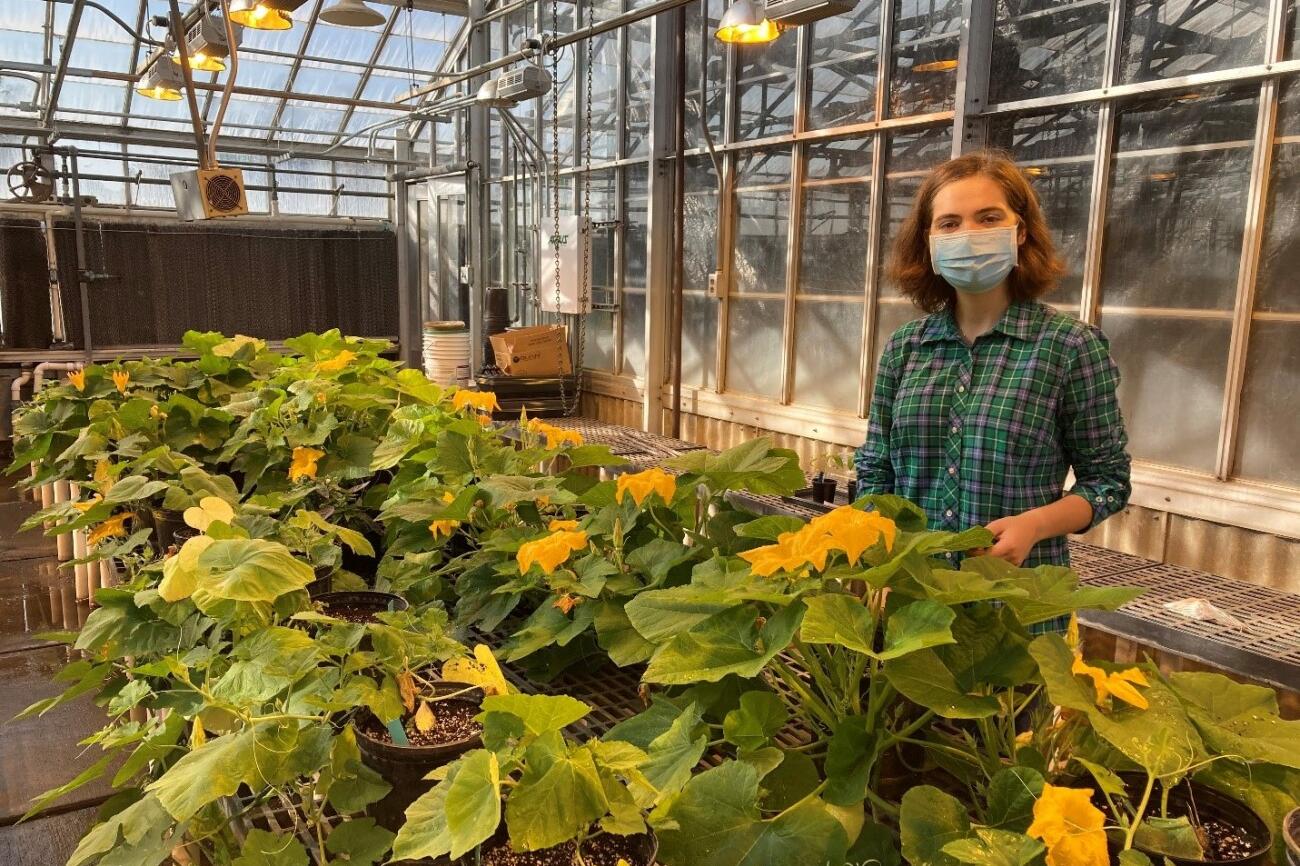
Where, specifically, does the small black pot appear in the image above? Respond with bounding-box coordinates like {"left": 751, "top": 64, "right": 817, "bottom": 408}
{"left": 356, "top": 681, "right": 485, "bottom": 832}
{"left": 813, "top": 477, "right": 838, "bottom": 504}
{"left": 314, "top": 590, "right": 408, "bottom": 623}
{"left": 340, "top": 527, "right": 385, "bottom": 582}
{"left": 1109, "top": 773, "right": 1272, "bottom": 866}
{"left": 1283, "top": 807, "right": 1299, "bottom": 866}
{"left": 305, "top": 565, "right": 335, "bottom": 597}
{"left": 147, "top": 508, "right": 198, "bottom": 554}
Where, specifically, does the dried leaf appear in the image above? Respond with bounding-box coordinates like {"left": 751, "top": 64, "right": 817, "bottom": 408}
{"left": 414, "top": 701, "right": 437, "bottom": 733}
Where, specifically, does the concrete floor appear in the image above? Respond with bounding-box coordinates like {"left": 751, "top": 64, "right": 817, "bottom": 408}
{"left": 0, "top": 482, "right": 112, "bottom": 865}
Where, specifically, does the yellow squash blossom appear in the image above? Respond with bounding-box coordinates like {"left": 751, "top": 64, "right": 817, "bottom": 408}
{"left": 1026, "top": 785, "right": 1108, "bottom": 866}
{"left": 548, "top": 518, "right": 579, "bottom": 531}
{"left": 88, "top": 512, "right": 133, "bottom": 545}
{"left": 615, "top": 467, "right": 677, "bottom": 507}
{"left": 72, "top": 495, "right": 103, "bottom": 513}
{"left": 517, "top": 529, "right": 588, "bottom": 575}
{"left": 111, "top": 370, "right": 129, "bottom": 394}
{"left": 739, "top": 525, "right": 835, "bottom": 577}
{"left": 526, "top": 417, "right": 583, "bottom": 448}
{"left": 288, "top": 447, "right": 325, "bottom": 482}
{"left": 315, "top": 350, "right": 356, "bottom": 373}
{"left": 1066, "top": 613, "right": 1081, "bottom": 652}
{"left": 807, "top": 506, "right": 897, "bottom": 563}
{"left": 68, "top": 370, "right": 86, "bottom": 392}
{"left": 553, "top": 593, "right": 581, "bottom": 615}
{"left": 1071, "top": 656, "right": 1150, "bottom": 710}
{"left": 442, "top": 644, "right": 510, "bottom": 696}
{"left": 452, "top": 389, "right": 500, "bottom": 413}
{"left": 429, "top": 491, "right": 459, "bottom": 539}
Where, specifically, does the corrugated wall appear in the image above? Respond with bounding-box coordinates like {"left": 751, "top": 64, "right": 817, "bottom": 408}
{"left": 581, "top": 394, "right": 1300, "bottom": 594}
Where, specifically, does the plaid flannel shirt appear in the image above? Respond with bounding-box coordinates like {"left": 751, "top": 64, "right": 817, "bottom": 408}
{"left": 854, "top": 301, "right": 1131, "bottom": 634}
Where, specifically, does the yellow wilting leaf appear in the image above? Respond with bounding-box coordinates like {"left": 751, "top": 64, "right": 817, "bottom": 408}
{"left": 548, "top": 519, "right": 579, "bottom": 531}
{"left": 315, "top": 350, "right": 357, "bottom": 374}
{"left": 88, "top": 512, "right": 133, "bottom": 545}
{"left": 398, "top": 671, "right": 418, "bottom": 713}
{"left": 68, "top": 370, "right": 86, "bottom": 392}
{"left": 111, "top": 370, "right": 130, "bottom": 394}
{"left": 1071, "top": 656, "right": 1150, "bottom": 711}
{"left": 1066, "top": 613, "right": 1081, "bottom": 652}
{"left": 183, "top": 496, "right": 236, "bottom": 532}
{"left": 289, "top": 447, "right": 325, "bottom": 483}
{"left": 517, "top": 529, "right": 589, "bottom": 575}
{"left": 414, "top": 701, "right": 437, "bottom": 734}
{"left": 617, "top": 860, "right": 632, "bottom": 866}
{"left": 1026, "top": 784, "right": 1108, "bottom": 866}
{"left": 158, "top": 536, "right": 214, "bottom": 602}
{"left": 441, "top": 644, "right": 510, "bottom": 696}
{"left": 614, "top": 467, "right": 677, "bottom": 507}
{"left": 191, "top": 719, "right": 206, "bottom": 748}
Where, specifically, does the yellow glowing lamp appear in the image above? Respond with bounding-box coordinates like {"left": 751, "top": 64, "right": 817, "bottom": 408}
{"left": 229, "top": 0, "right": 296, "bottom": 30}
{"left": 715, "top": 0, "right": 782, "bottom": 44}
{"left": 135, "top": 57, "right": 186, "bottom": 101}
{"left": 174, "top": 50, "right": 228, "bottom": 72}
{"left": 138, "top": 84, "right": 183, "bottom": 100}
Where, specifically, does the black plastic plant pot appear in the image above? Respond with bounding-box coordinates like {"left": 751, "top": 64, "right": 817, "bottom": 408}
{"left": 340, "top": 527, "right": 385, "bottom": 582}
{"left": 1109, "top": 773, "right": 1273, "bottom": 866}
{"left": 147, "top": 508, "right": 198, "bottom": 554}
{"left": 306, "top": 565, "right": 335, "bottom": 597}
{"left": 356, "top": 681, "right": 486, "bottom": 832}
{"left": 1284, "top": 807, "right": 1300, "bottom": 866}
{"left": 314, "top": 590, "right": 408, "bottom": 624}
{"left": 448, "top": 828, "right": 658, "bottom": 866}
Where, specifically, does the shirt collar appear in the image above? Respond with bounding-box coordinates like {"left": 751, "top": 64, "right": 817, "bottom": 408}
{"left": 919, "top": 301, "right": 1042, "bottom": 345}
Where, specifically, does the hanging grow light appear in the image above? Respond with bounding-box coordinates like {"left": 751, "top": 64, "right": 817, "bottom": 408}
{"left": 320, "top": 0, "right": 386, "bottom": 27}
{"left": 229, "top": 0, "right": 305, "bottom": 30}
{"left": 716, "top": 0, "right": 782, "bottom": 44}
{"left": 173, "top": 15, "right": 242, "bottom": 72}
{"left": 135, "top": 57, "right": 185, "bottom": 101}
{"left": 765, "top": 0, "right": 858, "bottom": 29}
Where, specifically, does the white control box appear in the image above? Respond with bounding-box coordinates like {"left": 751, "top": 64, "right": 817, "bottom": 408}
{"left": 538, "top": 214, "right": 593, "bottom": 315}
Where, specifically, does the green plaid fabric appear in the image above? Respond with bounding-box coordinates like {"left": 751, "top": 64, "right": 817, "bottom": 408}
{"left": 854, "top": 301, "right": 1131, "bottom": 635}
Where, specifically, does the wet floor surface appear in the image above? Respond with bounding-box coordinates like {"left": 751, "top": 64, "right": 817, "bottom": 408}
{"left": 0, "top": 487, "right": 109, "bottom": 864}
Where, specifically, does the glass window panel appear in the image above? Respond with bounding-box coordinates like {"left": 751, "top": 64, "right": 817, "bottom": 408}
{"left": 1099, "top": 87, "right": 1257, "bottom": 472}
{"left": 625, "top": 19, "right": 653, "bottom": 157}
{"left": 378, "top": 35, "right": 448, "bottom": 70}
{"left": 291, "top": 65, "right": 363, "bottom": 99}
{"left": 590, "top": 30, "right": 619, "bottom": 161}
{"left": 684, "top": 0, "right": 726, "bottom": 149}
{"left": 889, "top": 0, "right": 962, "bottom": 117}
{"left": 736, "top": 25, "right": 799, "bottom": 138}
{"left": 793, "top": 300, "right": 863, "bottom": 409}
{"left": 726, "top": 296, "right": 784, "bottom": 397}
{"left": 584, "top": 310, "right": 616, "bottom": 371}
{"left": 67, "top": 38, "right": 131, "bottom": 75}
{"left": 543, "top": 6, "right": 579, "bottom": 167}
{"left": 808, "top": 2, "right": 880, "bottom": 129}
{"left": 589, "top": 168, "right": 617, "bottom": 291}
{"left": 733, "top": 148, "right": 792, "bottom": 295}
{"left": 1234, "top": 322, "right": 1300, "bottom": 485}
{"left": 362, "top": 74, "right": 414, "bottom": 102}
{"left": 683, "top": 156, "right": 720, "bottom": 388}
{"left": 991, "top": 0, "right": 1109, "bottom": 103}
{"left": 1291, "top": 0, "right": 1300, "bottom": 57}
{"left": 1258, "top": 78, "right": 1300, "bottom": 311}
{"left": 682, "top": 291, "right": 718, "bottom": 388}
{"left": 1121, "top": 0, "right": 1268, "bottom": 83}
{"left": 989, "top": 105, "right": 1098, "bottom": 311}
{"left": 621, "top": 290, "right": 646, "bottom": 377}
{"left": 622, "top": 164, "right": 649, "bottom": 376}
{"left": 307, "top": 21, "right": 386, "bottom": 64}
{"left": 801, "top": 139, "right": 872, "bottom": 296}
{"left": 229, "top": 60, "right": 292, "bottom": 93}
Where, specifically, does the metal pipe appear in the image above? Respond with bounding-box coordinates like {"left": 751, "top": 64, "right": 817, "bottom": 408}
{"left": 10, "top": 370, "right": 32, "bottom": 403}
{"left": 168, "top": 0, "right": 212, "bottom": 169}
{"left": 66, "top": 152, "right": 94, "bottom": 363}
{"left": 42, "top": 0, "right": 87, "bottom": 126}
{"left": 49, "top": 0, "right": 165, "bottom": 46}
{"left": 390, "top": 160, "right": 477, "bottom": 182}
{"left": 32, "top": 361, "right": 82, "bottom": 392}
{"left": 670, "top": 5, "right": 685, "bottom": 439}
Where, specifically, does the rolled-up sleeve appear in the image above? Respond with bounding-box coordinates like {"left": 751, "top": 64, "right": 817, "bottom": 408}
{"left": 855, "top": 335, "right": 902, "bottom": 494}
{"left": 1062, "top": 327, "right": 1132, "bottom": 530}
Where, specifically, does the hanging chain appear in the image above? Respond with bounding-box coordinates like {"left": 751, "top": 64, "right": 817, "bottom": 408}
{"left": 550, "top": 0, "right": 567, "bottom": 413}
{"left": 568, "top": 0, "right": 594, "bottom": 417}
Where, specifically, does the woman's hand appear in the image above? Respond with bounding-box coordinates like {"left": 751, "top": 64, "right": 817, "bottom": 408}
{"left": 983, "top": 513, "right": 1044, "bottom": 566}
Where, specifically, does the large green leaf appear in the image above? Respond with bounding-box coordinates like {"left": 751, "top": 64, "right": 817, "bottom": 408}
{"left": 1030, "top": 635, "right": 1205, "bottom": 777}
{"left": 1167, "top": 671, "right": 1300, "bottom": 769}
{"left": 723, "top": 691, "right": 788, "bottom": 752}
{"left": 937, "top": 604, "right": 1036, "bottom": 691}
{"left": 1194, "top": 759, "right": 1300, "bottom": 866}
{"left": 911, "top": 563, "right": 1030, "bottom": 606}
{"left": 1133, "top": 816, "right": 1204, "bottom": 860}
{"left": 232, "top": 830, "right": 309, "bottom": 866}
{"left": 643, "top": 702, "right": 708, "bottom": 797}
{"left": 800, "top": 593, "right": 874, "bottom": 655}
{"left": 593, "top": 600, "right": 656, "bottom": 667}
{"left": 883, "top": 649, "right": 999, "bottom": 719}
{"left": 195, "top": 538, "right": 315, "bottom": 602}
{"left": 858, "top": 528, "right": 995, "bottom": 589}
{"left": 663, "top": 438, "right": 806, "bottom": 495}
{"left": 942, "top": 828, "right": 1043, "bottom": 866}
{"left": 444, "top": 750, "right": 502, "bottom": 858}
{"left": 147, "top": 726, "right": 260, "bottom": 820}
{"left": 824, "top": 715, "right": 877, "bottom": 806}
{"left": 900, "top": 785, "right": 971, "bottom": 866}
{"left": 625, "top": 576, "right": 789, "bottom": 644}
{"left": 878, "top": 599, "right": 957, "bottom": 660}
{"left": 506, "top": 738, "right": 609, "bottom": 850}
{"left": 480, "top": 693, "right": 591, "bottom": 737}
{"left": 319, "top": 727, "right": 390, "bottom": 814}
{"left": 652, "top": 761, "right": 849, "bottom": 866}
{"left": 983, "top": 766, "right": 1044, "bottom": 832}
{"left": 324, "top": 819, "right": 394, "bottom": 866}
{"left": 643, "top": 600, "right": 805, "bottom": 685}
{"left": 103, "top": 475, "right": 170, "bottom": 504}
{"left": 965, "top": 560, "right": 1142, "bottom": 626}
{"left": 67, "top": 793, "right": 174, "bottom": 866}
{"left": 390, "top": 759, "right": 459, "bottom": 861}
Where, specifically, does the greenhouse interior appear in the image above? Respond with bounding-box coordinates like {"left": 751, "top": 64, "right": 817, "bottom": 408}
{"left": 0, "top": 0, "right": 1298, "bottom": 864}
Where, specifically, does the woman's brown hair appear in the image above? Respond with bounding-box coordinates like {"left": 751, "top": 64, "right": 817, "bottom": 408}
{"left": 886, "top": 149, "right": 1065, "bottom": 313}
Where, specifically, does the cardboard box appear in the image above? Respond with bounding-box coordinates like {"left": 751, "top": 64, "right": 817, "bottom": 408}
{"left": 489, "top": 325, "right": 572, "bottom": 376}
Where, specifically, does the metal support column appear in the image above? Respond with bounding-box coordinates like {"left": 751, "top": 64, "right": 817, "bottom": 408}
{"left": 952, "top": 0, "right": 995, "bottom": 155}
{"left": 644, "top": 4, "right": 682, "bottom": 433}
{"left": 467, "top": 0, "right": 490, "bottom": 373}
{"left": 394, "top": 131, "right": 422, "bottom": 369}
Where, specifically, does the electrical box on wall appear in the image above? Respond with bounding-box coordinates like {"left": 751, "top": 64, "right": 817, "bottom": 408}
{"left": 538, "top": 214, "right": 594, "bottom": 315}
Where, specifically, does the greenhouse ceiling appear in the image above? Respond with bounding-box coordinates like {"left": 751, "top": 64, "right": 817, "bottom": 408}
{"left": 0, "top": 0, "right": 469, "bottom": 162}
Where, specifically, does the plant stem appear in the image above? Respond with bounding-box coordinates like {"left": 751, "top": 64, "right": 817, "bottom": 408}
{"left": 1124, "top": 771, "right": 1157, "bottom": 851}
{"left": 771, "top": 658, "right": 839, "bottom": 731}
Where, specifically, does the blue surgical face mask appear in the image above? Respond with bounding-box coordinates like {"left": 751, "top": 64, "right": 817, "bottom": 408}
{"left": 928, "top": 224, "right": 1019, "bottom": 294}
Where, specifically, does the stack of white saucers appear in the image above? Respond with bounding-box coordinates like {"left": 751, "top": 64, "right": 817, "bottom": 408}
{"left": 423, "top": 321, "right": 471, "bottom": 386}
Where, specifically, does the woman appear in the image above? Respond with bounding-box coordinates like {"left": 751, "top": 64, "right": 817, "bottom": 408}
{"left": 854, "top": 151, "right": 1131, "bottom": 631}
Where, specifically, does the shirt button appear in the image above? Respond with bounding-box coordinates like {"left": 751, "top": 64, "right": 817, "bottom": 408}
{"left": 950, "top": 425, "right": 959, "bottom": 434}
{"left": 957, "top": 386, "right": 966, "bottom": 394}
{"left": 945, "top": 552, "right": 955, "bottom": 561}
{"left": 1095, "top": 496, "right": 1103, "bottom": 504}
{"left": 944, "top": 509, "right": 954, "bottom": 518}
{"left": 948, "top": 466, "right": 958, "bottom": 476}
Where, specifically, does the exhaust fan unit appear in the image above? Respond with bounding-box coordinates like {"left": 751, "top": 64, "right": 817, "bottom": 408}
{"left": 171, "top": 166, "right": 249, "bottom": 221}
{"left": 765, "top": 0, "right": 858, "bottom": 28}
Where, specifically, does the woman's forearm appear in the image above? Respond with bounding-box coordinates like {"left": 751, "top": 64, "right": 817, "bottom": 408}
{"left": 1025, "top": 494, "right": 1095, "bottom": 542}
